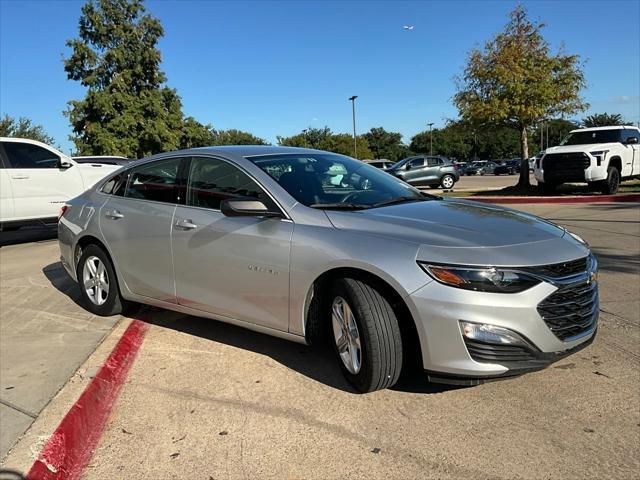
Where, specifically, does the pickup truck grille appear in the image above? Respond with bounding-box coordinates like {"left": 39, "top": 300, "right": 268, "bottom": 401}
{"left": 537, "top": 280, "right": 598, "bottom": 341}
{"left": 543, "top": 152, "right": 591, "bottom": 182}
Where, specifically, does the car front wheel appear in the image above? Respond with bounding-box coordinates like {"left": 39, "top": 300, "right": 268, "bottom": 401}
{"left": 77, "top": 244, "right": 124, "bottom": 316}
{"left": 600, "top": 166, "right": 620, "bottom": 195}
{"left": 330, "top": 278, "right": 403, "bottom": 393}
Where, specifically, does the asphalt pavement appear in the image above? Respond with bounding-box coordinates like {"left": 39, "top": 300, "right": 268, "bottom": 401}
{"left": 1, "top": 203, "right": 639, "bottom": 479}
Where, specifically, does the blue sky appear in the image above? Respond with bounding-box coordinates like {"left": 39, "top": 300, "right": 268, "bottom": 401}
{"left": 1, "top": 0, "right": 639, "bottom": 154}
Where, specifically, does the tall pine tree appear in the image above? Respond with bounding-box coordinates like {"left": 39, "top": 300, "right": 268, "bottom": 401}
{"left": 65, "top": 0, "right": 212, "bottom": 157}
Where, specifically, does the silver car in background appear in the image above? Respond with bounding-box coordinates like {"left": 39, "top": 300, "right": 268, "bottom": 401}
{"left": 58, "top": 146, "right": 598, "bottom": 392}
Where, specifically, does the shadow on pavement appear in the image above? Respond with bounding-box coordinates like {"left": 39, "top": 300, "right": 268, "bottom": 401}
{"left": 591, "top": 249, "right": 640, "bottom": 275}
{"left": 42, "top": 261, "right": 461, "bottom": 395}
{"left": 0, "top": 225, "right": 57, "bottom": 247}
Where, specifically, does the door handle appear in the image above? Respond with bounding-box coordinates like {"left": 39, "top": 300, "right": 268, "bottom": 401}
{"left": 175, "top": 219, "right": 197, "bottom": 230}
{"left": 11, "top": 175, "right": 29, "bottom": 180}
{"left": 105, "top": 210, "right": 124, "bottom": 219}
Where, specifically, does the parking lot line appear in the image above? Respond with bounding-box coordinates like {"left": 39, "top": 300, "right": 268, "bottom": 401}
{"left": 26, "top": 319, "right": 149, "bottom": 480}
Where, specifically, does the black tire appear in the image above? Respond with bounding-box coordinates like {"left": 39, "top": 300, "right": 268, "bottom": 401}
{"left": 330, "top": 278, "right": 403, "bottom": 393}
{"left": 440, "top": 174, "right": 455, "bottom": 189}
{"left": 77, "top": 244, "right": 124, "bottom": 316}
{"left": 538, "top": 182, "right": 556, "bottom": 195}
{"left": 600, "top": 166, "right": 620, "bottom": 195}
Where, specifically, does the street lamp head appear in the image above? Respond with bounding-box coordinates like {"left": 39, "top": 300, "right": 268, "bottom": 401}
{"left": 349, "top": 95, "right": 358, "bottom": 101}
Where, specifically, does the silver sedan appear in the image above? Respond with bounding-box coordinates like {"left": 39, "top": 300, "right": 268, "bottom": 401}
{"left": 58, "top": 146, "right": 598, "bottom": 392}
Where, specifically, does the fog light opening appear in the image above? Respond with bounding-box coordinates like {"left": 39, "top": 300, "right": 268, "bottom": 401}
{"left": 459, "top": 321, "right": 531, "bottom": 348}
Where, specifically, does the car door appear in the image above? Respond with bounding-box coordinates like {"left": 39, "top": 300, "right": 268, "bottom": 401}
{"left": 622, "top": 129, "right": 640, "bottom": 176}
{"left": 0, "top": 154, "right": 14, "bottom": 223}
{"left": 171, "top": 156, "right": 292, "bottom": 332}
{"left": 0, "top": 140, "right": 83, "bottom": 220}
{"left": 99, "top": 157, "right": 182, "bottom": 302}
{"left": 403, "top": 157, "right": 426, "bottom": 183}
{"left": 425, "top": 157, "right": 444, "bottom": 183}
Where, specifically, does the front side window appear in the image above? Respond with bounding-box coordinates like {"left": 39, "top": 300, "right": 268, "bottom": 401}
{"left": 408, "top": 157, "right": 424, "bottom": 169}
{"left": 186, "top": 157, "right": 269, "bottom": 210}
{"left": 248, "top": 153, "right": 426, "bottom": 208}
{"left": 2, "top": 142, "right": 60, "bottom": 168}
{"left": 125, "top": 158, "right": 181, "bottom": 203}
{"left": 101, "top": 171, "right": 128, "bottom": 196}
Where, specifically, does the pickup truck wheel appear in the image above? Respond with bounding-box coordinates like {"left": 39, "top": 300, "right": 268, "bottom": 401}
{"left": 440, "top": 174, "right": 455, "bottom": 189}
{"left": 330, "top": 278, "right": 403, "bottom": 393}
{"left": 601, "top": 166, "right": 620, "bottom": 195}
{"left": 538, "top": 182, "right": 556, "bottom": 195}
{"left": 77, "top": 245, "right": 124, "bottom": 316}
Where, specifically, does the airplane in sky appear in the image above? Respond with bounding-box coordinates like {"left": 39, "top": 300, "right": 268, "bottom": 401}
{"left": 403, "top": 25, "right": 414, "bottom": 30}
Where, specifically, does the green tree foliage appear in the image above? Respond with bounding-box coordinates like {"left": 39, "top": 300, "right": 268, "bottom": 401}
{"left": 533, "top": 118, "right": 578, "bottom": 151}
{"left": 277, "top": 127, "right": 373, "bottom": 159}
{"left": 212, "top": 129, "right": 268, "bottom": 145}
{"left": 363, "top": 127, "right": 410, "bottom": 161}
{"left": 454, "top": 5, "right": 588, "bottom": 186}
{"left": 410, "top": 122, "right": 471, "bottom": 160}
{"left": 581, "top": 113, "right": 628, "bottom": 128}
{"left": 64, "top": 0, "right": 213, "bottom": 157}
{"left": 0, "top": 115, "right": 56, "bottom": 144}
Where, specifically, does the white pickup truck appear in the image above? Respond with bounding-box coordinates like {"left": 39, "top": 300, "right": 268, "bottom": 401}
{"left": 534, "top": 126, "right": 640, "bottom": 194}
{"left": 0, "top": 137, "right": 121, "bottom": 230}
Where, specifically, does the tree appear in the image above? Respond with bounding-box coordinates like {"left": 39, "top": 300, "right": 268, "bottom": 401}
{"left": 582, "top": 113, "right": 628, "bottom": 128}
{"left": 213, "top": 129, "right": 268, "bottom": 145}
{"left": 277, "top": 127, "right": 373, "bottom": 159}
{"left": 454, "top": 5, "right": 588, "bottom": 187}
{"left": 410, "top": 122, "right": 472, "bottom": 160}
{"left": 363, "top": 127, "right": 408, "bottom": 161}
{"left": 533, "top": 118, "right": 578, "bottom": 151}
{"left": 64, "top": 0, "right": 212, "bottom": 158}
{"left": 0, "top": 115, "right": 55, "bottom": 144}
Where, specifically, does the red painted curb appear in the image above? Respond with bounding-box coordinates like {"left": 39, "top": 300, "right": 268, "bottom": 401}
{"left": 26, "top": 319, "right": 149, "bottom": 480}
{"left": 465, "top": 194, "right": 640, "bottom": 204}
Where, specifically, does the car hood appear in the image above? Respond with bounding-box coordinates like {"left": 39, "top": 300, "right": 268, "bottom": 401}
{"left": 325, "top": 199, "right": 589, "bottom": 266}
{"left": 544, "top": 143, "right": 617, "bottom": 154}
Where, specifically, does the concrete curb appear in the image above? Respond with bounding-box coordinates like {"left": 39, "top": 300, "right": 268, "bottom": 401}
{"left": 462, "top": 193, "right": 640, "bottom": 204}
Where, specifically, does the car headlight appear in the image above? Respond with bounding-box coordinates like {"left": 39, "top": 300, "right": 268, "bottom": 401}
{"left": 418, "top": 262, "right": 540, "bottom": 293}
{"left": 589, "top": 150, "right": 608, "bottom": 166}
{"left": 566, "top": 230, "right": 589, "bottom": 247}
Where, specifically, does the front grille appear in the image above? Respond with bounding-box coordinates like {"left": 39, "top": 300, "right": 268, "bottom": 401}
{"left": 464, "top": 338, "right": 537, "bottom": 363}
{"left": 521, "top": 257, "right": 588, "bottom": 278}
{"left": 543, "top": 152, "right": 591, "bottom": 181}
{"left": 537, "top": 280, "right": 599, "bottom": 341}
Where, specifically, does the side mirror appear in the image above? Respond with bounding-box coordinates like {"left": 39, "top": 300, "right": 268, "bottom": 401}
{"left": 220, "top": 197, "right": 283, "bottom": 218}
{"left": 626, "top": 136, "right": 638, "bottom": 145}
{"left": 59, "top": 161, "right": 73, "bottom": 169}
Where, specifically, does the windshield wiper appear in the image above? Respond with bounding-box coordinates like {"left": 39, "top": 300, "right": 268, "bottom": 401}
{"left": 310, "top": 203, "right": 369, "bottom": 210}
{"left": 371, "top": 195, "right": 430, "bottom": 208}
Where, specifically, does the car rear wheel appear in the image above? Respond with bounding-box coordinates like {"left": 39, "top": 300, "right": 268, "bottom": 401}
{"left": 330, "top": 278, "right": 403, "bottom": 393}
{"left": 77, "top": 244, "right": 124, "bottom": 316}
{"left": 600, "top": 166, "right": 620, "bottom": 195}
{"left": 440, "top": 174, "right": 455, "bottom": 189}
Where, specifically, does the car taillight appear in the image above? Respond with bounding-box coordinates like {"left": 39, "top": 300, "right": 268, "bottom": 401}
{"left": 59, "top": 205, "right": 69, "bottom": 219}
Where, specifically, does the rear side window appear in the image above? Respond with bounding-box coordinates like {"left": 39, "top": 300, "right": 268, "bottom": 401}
{"left": 186, "top": 157, "right": 268, "bottom": 210}
{"left": 125, "top": 158, "right": 181, "bottom": 203}
{"left": 427, "top": 157, "right": 443, "bottom": 166}
{"left": 101, "top": 171, "right": 128, "bottom": 196}
{"left": 2, "top": 141, "right": 60, "bottom": 168}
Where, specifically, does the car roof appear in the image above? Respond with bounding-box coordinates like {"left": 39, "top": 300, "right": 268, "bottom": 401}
{"left": 192, "top": 145, "right": 324, "bottom": 156}
{"left": 570, "top": 125, "right": 638, "bottom": 132}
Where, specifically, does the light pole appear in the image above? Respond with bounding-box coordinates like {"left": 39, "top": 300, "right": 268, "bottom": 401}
{"left": 302, "top": 129, "right": 308, "bottom": 148}
{"left": 427, "top": 122, "right": 434, "bottom": 156}
{"left": 349, "top": 95, "right": 358, "bottom": 158}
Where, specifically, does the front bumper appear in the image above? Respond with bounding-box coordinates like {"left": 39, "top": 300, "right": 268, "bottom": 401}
{"left": 407, "top": 269, "right": 598, "bottom": 384}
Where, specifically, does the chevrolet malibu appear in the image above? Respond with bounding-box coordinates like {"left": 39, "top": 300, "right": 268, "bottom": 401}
{"left": 58, "top": 146, "right": 598, "bottom": 392}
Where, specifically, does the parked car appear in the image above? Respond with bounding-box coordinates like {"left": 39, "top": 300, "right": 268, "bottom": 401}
{"left": 454, "top": 161, "right": 468, "bottom": 176}
{"left": 73, "top": 155, "right": 132, "bottom": 166}
{"left": 494, "top": 159, "right": 521, "bottom": 175}
{"left": 535, "top": 126, "right": 640, "bottom": 194}
{"left": 0, "top": 137, "right": 120, "bottom": 230}
{"left": 466, "top": 160, "right": 497, "bottom": 175}
{"left": 59, "top": 146, "right": 598, "bottom": 392}
{"left": 365, "top": 159, "right": 395, "bottom": 170}
{"left": 386, "top": 155, "right": 459, "bottom": 189}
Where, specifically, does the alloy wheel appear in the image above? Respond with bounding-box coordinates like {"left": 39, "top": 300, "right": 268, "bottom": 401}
{"left": 331, "top": 296, "right": 362, "bottom": 374}
{"left": 82, "top": 255, "right": 109, "bottom": 306}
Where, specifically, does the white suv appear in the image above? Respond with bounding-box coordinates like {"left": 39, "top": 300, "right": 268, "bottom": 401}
{"left": 0, "top": 138, "right": 121, "bottom": 230}
{"left": 534, "top": 126, "right": 640, "bottom": 194}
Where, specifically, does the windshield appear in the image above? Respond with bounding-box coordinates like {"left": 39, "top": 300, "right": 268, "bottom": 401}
{"left": 247, "top": 153, "right": 429, "bottom": 209}
{"left": 560, "top": 129, "right": 621, "bottom": 146}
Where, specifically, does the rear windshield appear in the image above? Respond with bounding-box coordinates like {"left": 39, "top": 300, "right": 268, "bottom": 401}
{"left": 560, "top": 130, "right": 621, "bottom": 146}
